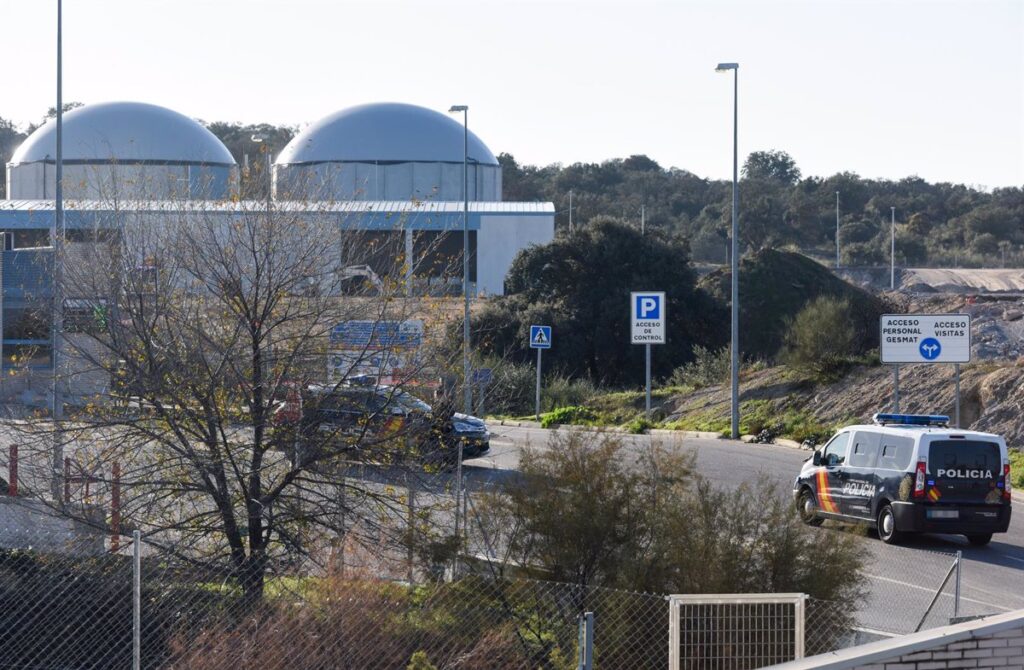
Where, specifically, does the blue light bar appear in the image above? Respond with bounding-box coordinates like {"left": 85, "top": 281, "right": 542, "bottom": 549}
{"left": 872, "top": 413, "right": 950, "bottom": 427}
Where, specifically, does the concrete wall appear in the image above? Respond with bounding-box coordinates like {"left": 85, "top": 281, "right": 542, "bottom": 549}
{"left": 769, "top": 610, "right": 1024, "bottom": 670}
{"left": 274, "top": 161, "right": 501, "bottom": 202}
{"left": 7, "top": 161, "right": 236, "bottom": 200}
{"left": 0, "top": 497, "right": 106, "bottom": 555}
{"left": 477, "top": 214, "right": 555, "bottom": 296}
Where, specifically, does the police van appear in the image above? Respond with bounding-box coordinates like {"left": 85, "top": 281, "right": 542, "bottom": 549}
{"left": 793, "top": 414, "right": 1012, "bottom": 546}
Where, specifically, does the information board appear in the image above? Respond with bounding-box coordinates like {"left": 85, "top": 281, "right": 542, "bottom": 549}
{"left": 880, "top": 314, "right": 971, "bottom": 364}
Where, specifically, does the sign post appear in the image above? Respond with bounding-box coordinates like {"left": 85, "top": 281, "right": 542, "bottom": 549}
{"left": 529, "top": 325, "right": 552, "bottom": 421}
{"left": 631, "top": 292, "right": 666, "bottom": 418}
{"left": 880, "top": 314, "right": 971, "bottom": 419}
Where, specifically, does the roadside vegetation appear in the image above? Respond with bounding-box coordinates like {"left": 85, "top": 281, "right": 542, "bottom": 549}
{"left": 476, "top": 431, "right": 865, "bottom": 601}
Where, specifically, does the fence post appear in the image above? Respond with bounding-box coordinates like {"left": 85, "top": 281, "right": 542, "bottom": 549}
{"left": 8, "top": 444, "right": 17, "bottom": 496}
{"left": 111, "top": 462, "right": 121, "bottom": 552}
{"left": 407, "top": 472, "right": 416, "bottom": 584}
{"left": 954, "top": 550, "right": 962, "bottom": 619}
{"left": 794, "top": 594, "right": 807, "bottom": 659}
{"left": 577, "top": 611, "right": 594, "bottom": 670}
{"left": 64, "top": 456, "right": 71, "bottom": 504}
{"left": 133, "top": 530, "right": 141, "bottom": 670}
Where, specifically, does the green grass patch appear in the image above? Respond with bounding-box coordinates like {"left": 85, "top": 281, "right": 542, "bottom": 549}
{"left": 539, "top": 405, "right": 598, "bottom": 428}
{"left": 664, "top": 400, "right": 834, "bottom": 443}
{"left": 1010, "top": 449, "right": 1024, "bottom": 491}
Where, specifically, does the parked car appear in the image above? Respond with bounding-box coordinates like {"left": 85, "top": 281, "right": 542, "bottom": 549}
{"left": 273, "top": 383, "right": 490, "bottom": 464}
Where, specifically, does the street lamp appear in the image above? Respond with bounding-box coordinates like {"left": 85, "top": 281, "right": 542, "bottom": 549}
{"left": 890, "top": 206, "right": 896, "bottom": 290}
{"left": 715, "top": 62, "right": 740, "bottom": 439}
{"left": 250, "top": 133, "right": 273, "bottom": 212}
{"left": 448, "top": 104, "right": 469, "bottom": 580}
{"left": 51, "top": 0, "right": 66, "bottom": 504}
{"left": 448, "top": 105, "right": 471, "bottom": 414}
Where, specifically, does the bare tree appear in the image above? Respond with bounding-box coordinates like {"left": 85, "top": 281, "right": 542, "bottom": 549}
{"left": 13, "top": 191, "right": 466, "bottom": 602}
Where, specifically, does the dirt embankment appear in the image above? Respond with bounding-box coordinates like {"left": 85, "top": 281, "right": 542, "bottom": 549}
{"left": 665, "top": 362, "right": 1024, "bottom": 447}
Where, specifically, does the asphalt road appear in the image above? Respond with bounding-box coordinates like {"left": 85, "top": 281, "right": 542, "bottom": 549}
{"left": 466, "top": 424, "right": 1024, "bottom": 635}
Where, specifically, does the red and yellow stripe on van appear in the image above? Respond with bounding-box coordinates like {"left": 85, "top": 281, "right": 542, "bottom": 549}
{"left": 815, "top": 469, "right": 839, "bottom": 514}
{"left": 927, "top": 487, "right": 941, "bottom": 503}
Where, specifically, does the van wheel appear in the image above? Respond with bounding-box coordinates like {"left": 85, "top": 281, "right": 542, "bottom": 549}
{"left": 798, "top": 489, "right": 824, "bottom": 527}
{"left": 877, "top": 504, "right": 901, "bottom": 545}
{"left": 967, "top": 533, "right": 992, "bottom": 547}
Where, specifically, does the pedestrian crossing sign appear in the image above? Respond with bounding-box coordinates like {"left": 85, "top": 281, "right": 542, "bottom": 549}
{"left": 529, "top": 325, "right": 552, "bottom": 349}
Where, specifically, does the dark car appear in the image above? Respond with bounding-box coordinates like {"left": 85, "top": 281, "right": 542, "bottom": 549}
{"left": 275, "top": 383, "right": 490, "bottom": 464}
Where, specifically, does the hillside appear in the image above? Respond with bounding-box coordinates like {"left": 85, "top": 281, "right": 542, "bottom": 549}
{"left": 697, "top": 249, "right": 890, "bottom": 359}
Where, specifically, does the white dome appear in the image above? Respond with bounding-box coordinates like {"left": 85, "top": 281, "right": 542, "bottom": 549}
{"left": 10, "top": 101, "right": 235, "bottom": 165}
{"left": 276, "top": 103, "right": 498, "bottom": 166}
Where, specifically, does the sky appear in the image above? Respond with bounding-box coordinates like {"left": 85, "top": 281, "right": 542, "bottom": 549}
{"left": 3, "top": 0, "right": 1023, "bottom": 188}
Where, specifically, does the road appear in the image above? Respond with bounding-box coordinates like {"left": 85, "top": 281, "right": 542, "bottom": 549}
{"left": 465, "top": 424, "right": 1024, "bottom": 636}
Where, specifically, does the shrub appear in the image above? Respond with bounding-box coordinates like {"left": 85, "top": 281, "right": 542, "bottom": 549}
{"left": 781, "top": 296, "right": 858, "bottom": 379}
{"left": 540, "top": 405, "right": 597, "bottom": 428}
{"left": 624, "top": 416, "right": 655, "bottom": 434}
{"left": 667, "top": 346, "right": 730, "bottom": 389}
{"left": 543, "top": 374, "right": 599, "bottom": 412}
{"left": 477, "top": 431, "right": 865, "bottom": 603}
{"left": 1010, "top": 449, "right": 1024, "bottom": 491}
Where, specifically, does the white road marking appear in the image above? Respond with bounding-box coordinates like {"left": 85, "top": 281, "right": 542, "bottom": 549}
{"left": 994, "top": 552, "right": 1024, "bottom": 566}
{"left": 863, "top": 573, "right": 1011, "bottom": 611}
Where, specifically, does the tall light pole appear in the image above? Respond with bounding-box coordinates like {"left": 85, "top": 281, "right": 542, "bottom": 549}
{"left": 835, "top": 191, "right": 841, "bottom": 269}
{"left": 50, "top": 0, "right": 65, "bottom": 504}
{"left": 716, "top": 62, "right": 740, "bottom": 439}
{"left": 448, "top": 105, "right": 470, "bottom": 414}
{"left": 448, "top": 105, "right": 469, "bottom": 578}
{"left": 890, "top": 206, "right": 896, "bottom": 290}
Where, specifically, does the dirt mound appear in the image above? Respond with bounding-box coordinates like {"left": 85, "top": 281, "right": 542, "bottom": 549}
{"left": 699, "top": 249, "right": 889, "bottom": 360}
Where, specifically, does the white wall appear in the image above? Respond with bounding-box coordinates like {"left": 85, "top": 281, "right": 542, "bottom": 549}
{"left": 274, "top": 162, "right": 501, "bottom": 202}
{"left": 6, "top": 162, "right": 236, "bottom": 200}
{"left": 476, "top": 214, "right": 555, "bottom": 296}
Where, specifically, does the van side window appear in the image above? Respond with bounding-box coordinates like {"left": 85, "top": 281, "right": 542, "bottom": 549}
{"left": 878, "top": 438, "right": 914, "bottom": 470}
{"left": 849, "top": 440, "right": 880, "bottom": 468}
{"left": 822, "top": 432, "right": 851, "bottom": 467}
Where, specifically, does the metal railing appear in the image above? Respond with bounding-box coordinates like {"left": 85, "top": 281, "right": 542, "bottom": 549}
{"left": 668, "top": 593, "right": 807, "bottom": 669}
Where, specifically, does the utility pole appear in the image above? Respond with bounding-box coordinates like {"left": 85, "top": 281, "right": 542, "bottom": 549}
{"left": 835, "top": 191, "right": 840, "bottom": 269}
{"left": 568, "top": 190, "right": 573, "bottom": 232}
{"left": 890, "top": 207, "right": 896, "bottom": 290}
{"left": 50, "top": 0, "right": 65, "bottom": 504}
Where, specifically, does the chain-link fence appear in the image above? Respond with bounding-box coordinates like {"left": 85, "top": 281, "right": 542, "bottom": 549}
{"left": 0, "top": 455, "right": 1010, "bottom": 669}
{"left": 0, "top": 534, "right": 1005, "bottom": 669}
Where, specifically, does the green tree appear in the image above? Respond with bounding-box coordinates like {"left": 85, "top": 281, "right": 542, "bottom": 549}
{"left": 742, "top": 150, "right": 802, "bottom": 185}
{"left": 473, "top": 218, "right": 727, "bottom": 385}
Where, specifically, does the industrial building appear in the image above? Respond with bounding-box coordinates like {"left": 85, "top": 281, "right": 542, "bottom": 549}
{"left": 0, "top": 100, "right": 555, "bottom": 405}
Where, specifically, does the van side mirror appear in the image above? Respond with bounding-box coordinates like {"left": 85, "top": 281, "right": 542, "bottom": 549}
{"left": 812, "top": 451, "right": 822, "bottom": 466}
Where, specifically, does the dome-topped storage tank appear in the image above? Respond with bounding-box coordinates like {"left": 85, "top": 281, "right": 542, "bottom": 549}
{"left": 274, "top": 103, "right": 501, "bottom": 202}
{"left": 6, "top": 101, "right": 237, "bottom": 200}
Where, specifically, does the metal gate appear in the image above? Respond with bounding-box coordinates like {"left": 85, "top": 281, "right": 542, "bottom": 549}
{"left": 668, "top": 593, "right": 806, "bottom": 669}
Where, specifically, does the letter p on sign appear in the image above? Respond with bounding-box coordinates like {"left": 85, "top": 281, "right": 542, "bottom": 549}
{"left": 637, "top": 295, "right": 660, "bottom": 319}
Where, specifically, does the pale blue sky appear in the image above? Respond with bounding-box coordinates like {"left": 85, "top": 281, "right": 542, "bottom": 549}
{"left": 4, "top": 0, "right": 1022, "bottom": 187}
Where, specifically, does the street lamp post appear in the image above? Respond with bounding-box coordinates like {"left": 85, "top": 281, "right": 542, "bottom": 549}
{"left": 448, "top": 105, "right": 470, "bottom": 579}
{"left": 448, "top": 106, "right": 471, "bottom": 414}
{"left": 50, "top": 0, "right": 66, "bottom": 504}
{"left": 716, "top": 62, "right": 740, "bottom": 439}
{"left": 890, "top": 207, "right": 896, "bottom": 290}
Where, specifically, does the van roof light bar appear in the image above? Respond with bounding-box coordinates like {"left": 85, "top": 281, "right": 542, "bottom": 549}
{"left": 872, "top": 413, "right": 950, "bottom": 427}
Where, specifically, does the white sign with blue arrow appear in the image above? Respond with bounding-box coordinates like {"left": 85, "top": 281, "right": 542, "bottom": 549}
{"left": 880, "top": 314, "right": 971, "bottom": 364}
